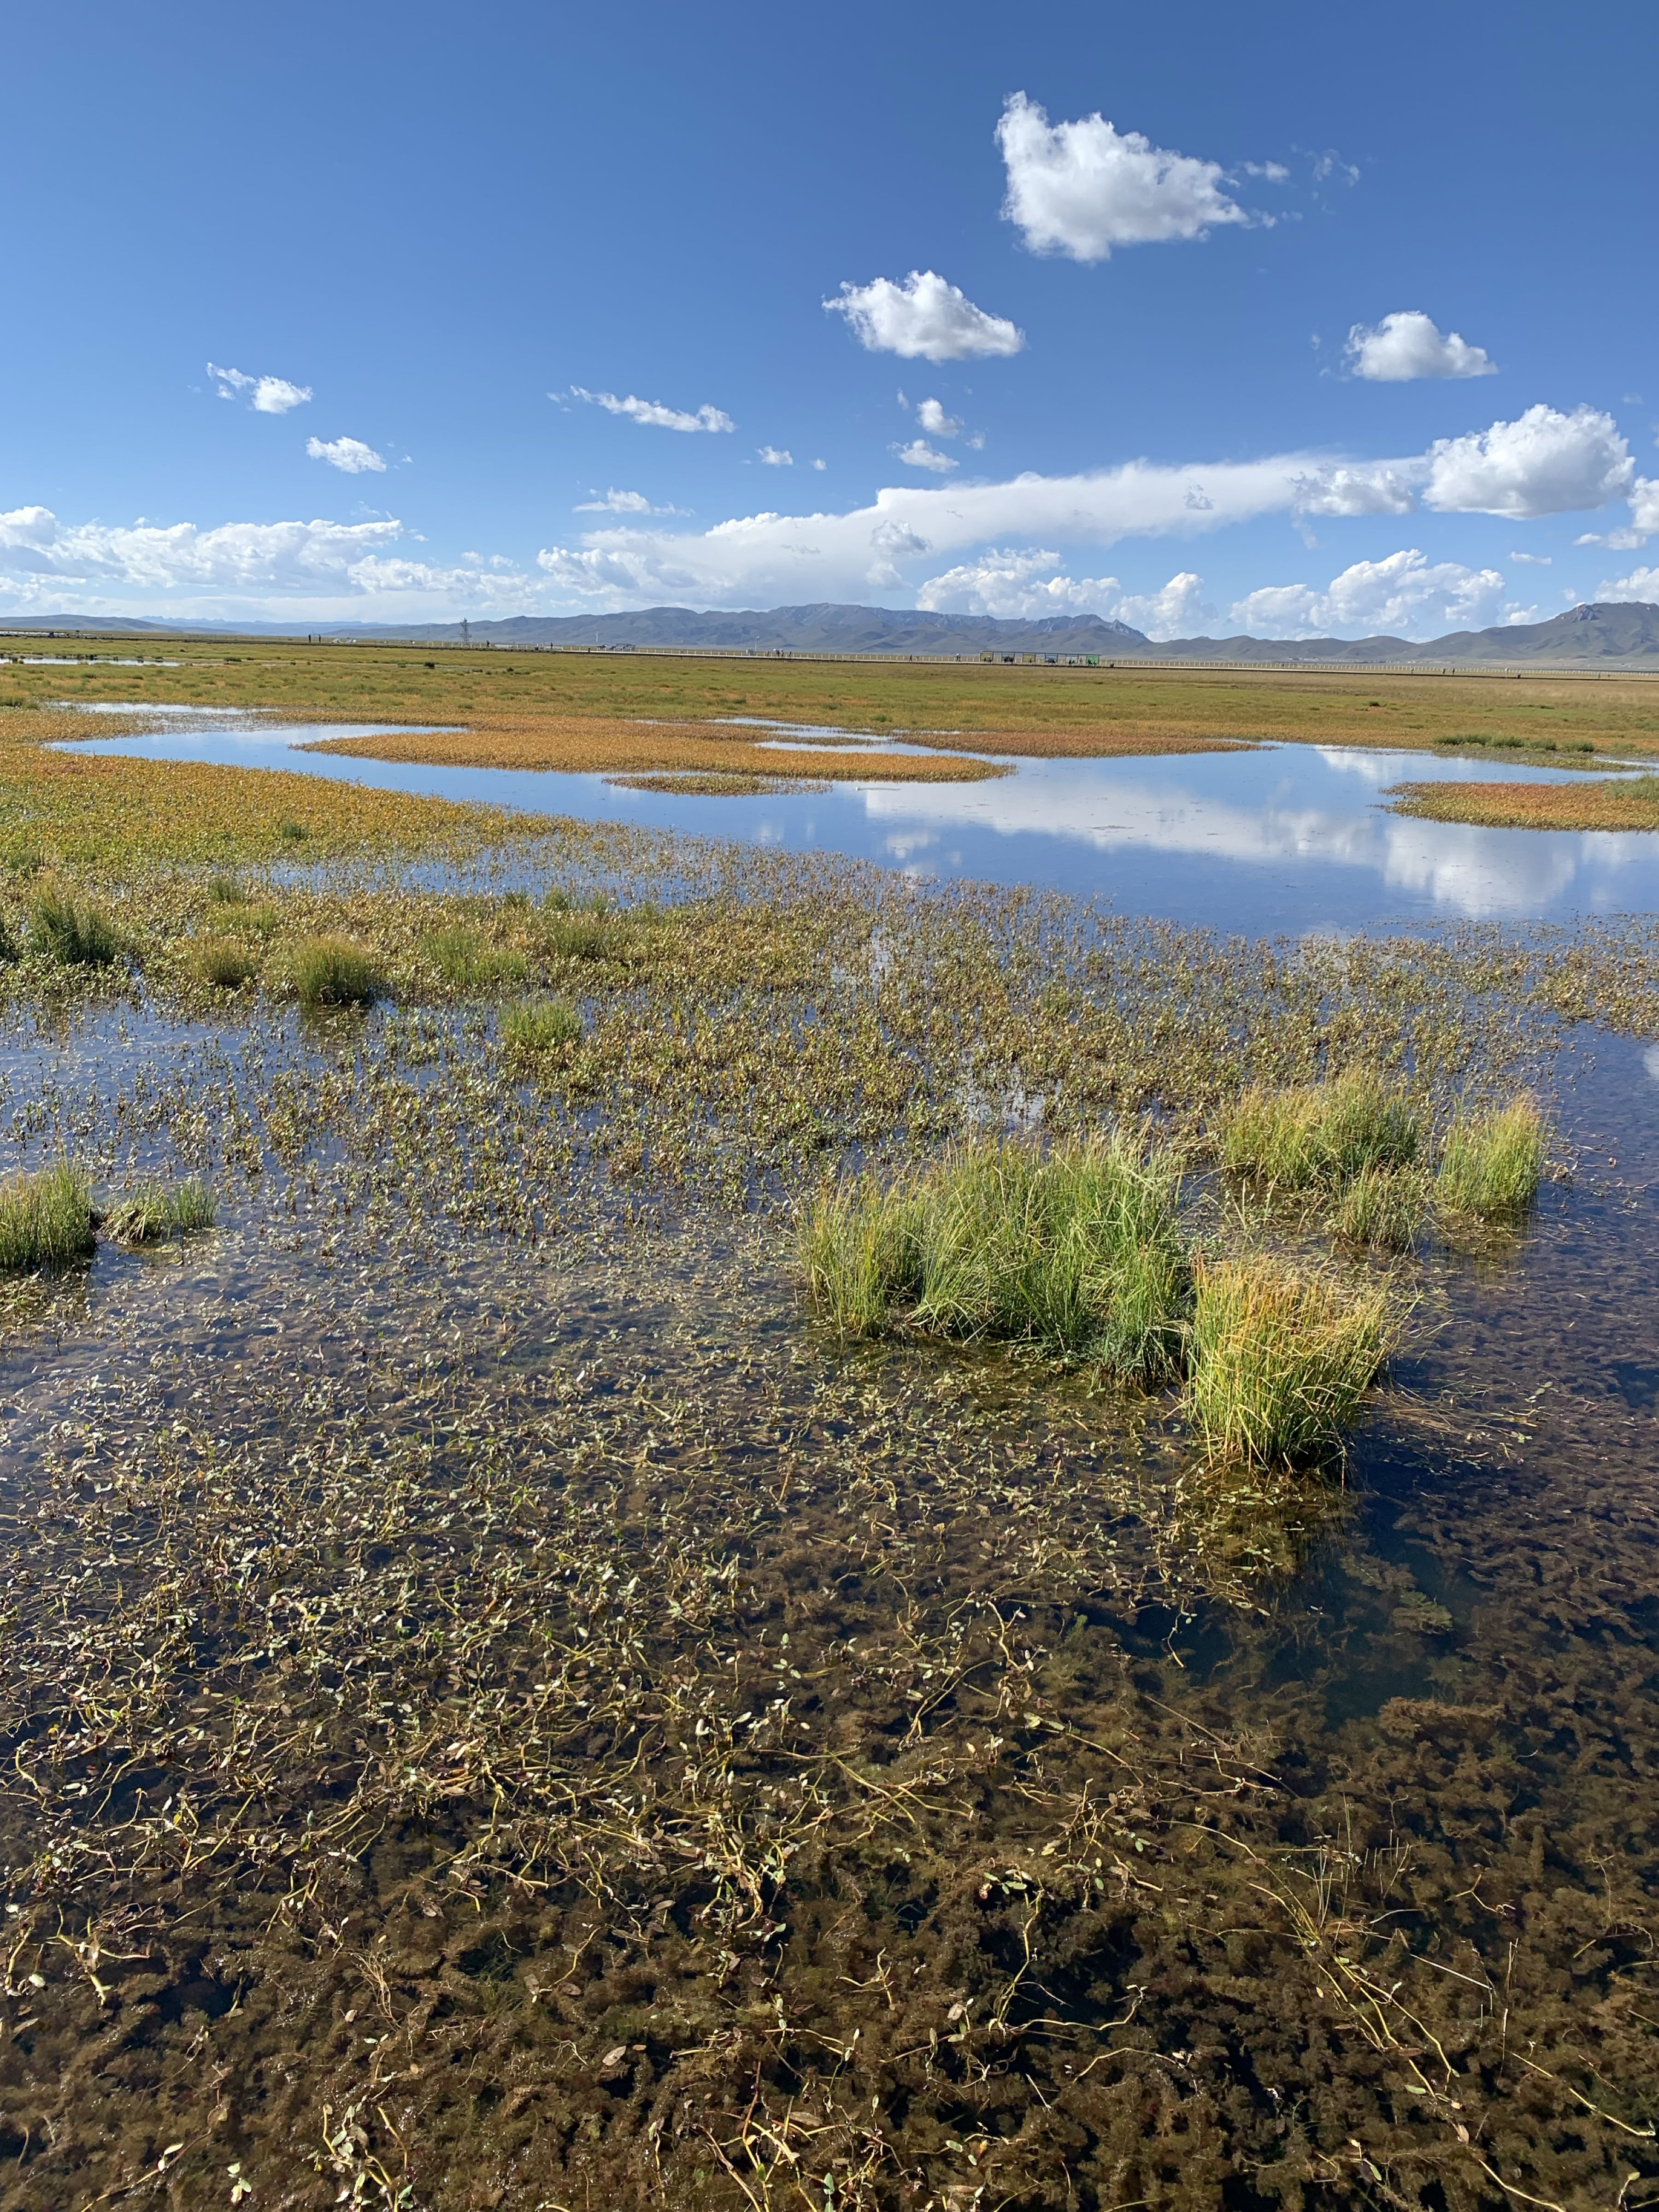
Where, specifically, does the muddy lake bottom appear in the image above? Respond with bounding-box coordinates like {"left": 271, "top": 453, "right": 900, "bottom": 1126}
{"left": 0, "top": 931, "right": 1655, "bottom": 2212}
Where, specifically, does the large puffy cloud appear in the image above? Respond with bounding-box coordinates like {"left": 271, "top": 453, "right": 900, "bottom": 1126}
{"left": 567, "top": 387, "right": 734, "bottom": 433}
{"left": 996, "top": 92, "right": 1249, "bottom": 261}
{"left": 915, "top": 552, "right": 1214, "bottom": 639}
{"left": 1229, "top": 550, "right": 1524, "bottom": 640}
{"left": 824, "top": 271, "right": 1025, "bottom": 361}
{"left": 0, "top": 505, "right": 403, "bottom": 590}
{"left": 1597, "top": 563, "right": 1659, "bottom": 604}
{"left": 1424, "top": 404, "right": 1632, "bottom": 518}
{"left": 1345, "top": 311, "right": 1496, "bottom": 382}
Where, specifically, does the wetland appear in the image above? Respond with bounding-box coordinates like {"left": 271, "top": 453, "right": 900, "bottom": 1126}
{"left": 0, "top": 643, "right": 1658, "bottom": 2209}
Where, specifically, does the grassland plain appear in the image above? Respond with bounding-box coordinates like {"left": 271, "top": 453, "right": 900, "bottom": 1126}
{"left": 3, "top": 716, "right": 1659, "bottom": 2206}
{"left": 12, "top": 631, "right": 1659, "bottom": 759}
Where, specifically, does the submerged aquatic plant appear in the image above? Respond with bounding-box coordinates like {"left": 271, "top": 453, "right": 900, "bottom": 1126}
{"left": 802, "top": 1137, "right": 1190, "bottom": 1382}
{"left": 1186, "top": 1255, "right": 1394, "bottom": 1468}
{"left": 28, "top": 885, "right": 118, "bottom": 967}
{"left": 104, "top": 1177, "right": 217, "bottom": 1245}
{"left": 0, "top": 1161, "right": 96, "bottom": 1271}
{"left": 291, "top": 935, "right": 380, "bottom": 1008}
{"left": 1436, "top": 1094, "right": 1547, "bottom": 1221}
{"left": 500, "top": 997, "right": 583, "bottom": 1055}
{"left": 1222, "top": 1068, "right": 1419, "bottom": 1192}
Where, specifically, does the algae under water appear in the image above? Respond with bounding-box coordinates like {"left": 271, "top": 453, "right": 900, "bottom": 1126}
{"left": 0, "top": 830, "right": 1658, "bottom": 2208}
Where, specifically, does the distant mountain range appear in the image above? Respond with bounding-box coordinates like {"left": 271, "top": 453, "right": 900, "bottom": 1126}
{"left": 6, "top": 599, "right": 1659, "bottom": 665}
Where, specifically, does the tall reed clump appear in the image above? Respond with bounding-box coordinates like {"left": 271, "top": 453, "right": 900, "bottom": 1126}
{"left": 0, "top": 1162, "right": 96, "bottom": 1271}
{"left": 801, "top": 1136, "right": 1191, "bottom": 1383}
{"left": 1436, "top": 1095, "right": 1546, "bottom": 1222}
{"left": 1187, "top": 1256, "right": 1395, "bottom": 1467}
{"left": 104, "top": 1177, "right": 217, "bottom": 1244}
{"left": 291, "top": 936, "right": 380, "bottom": 1009}
{"left": 28, "top": 885, "right": 119, "bottom": 967}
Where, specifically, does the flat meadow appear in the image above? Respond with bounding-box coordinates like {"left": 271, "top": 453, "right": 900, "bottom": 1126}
{"left": 0, "top": 640, "right": 1658, "bottom": 2210}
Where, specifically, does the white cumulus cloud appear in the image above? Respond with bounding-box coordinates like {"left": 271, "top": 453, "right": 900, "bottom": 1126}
{"left": 0, "top": 505, "right": 402, "bottom": 591}
{"left": 566, "top": 387, "right": 734, "bottom": 433}
{"left": 916, "top": 398, "right": 964, "bottom": 438}
{"left": 892, "top": 440, "right": 958, "bottom": 473}
{"left": 1345, "top": 311, "right": 1496, "bottom": 382}
{"left": 1597, "top": 563, "right": 1659, "bottom": 603}
{"left": 915, "top": 549, "right": 1212, "bottom": 637}
{"left": 758, "top": 446, "right": 793, "bottom": 466}
{"left": 996, "top": 91, "right": 1250, "bottom": 261}
{"left": 207, "top": 362, "right": 313, "bottom": 414}
{"left": 306, "top": 435, "right": 386, "bottom": 474}
{"left": 1424, "top": 404, "right": 1632, "bottom": 518}
{"left": 1230, "top": 550, "right": 1520, "bottom": 640}
{"left": 824, "top": 271, "right": 1025, "bottom": 362}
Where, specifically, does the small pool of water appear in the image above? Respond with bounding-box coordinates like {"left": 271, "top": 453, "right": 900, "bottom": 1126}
{"left": 58, "top": 712, "right": 1659, "bottom": 934}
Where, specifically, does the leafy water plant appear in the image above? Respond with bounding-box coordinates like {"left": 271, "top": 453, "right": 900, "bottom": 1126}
{"left": 104, "top": 1177, "right": 217, "bottom": 1244}
{"left": 802, "top": 1137, "right": 1191, "bottom": 1382}
{"left": 500, "top": 997, "right": 583, "bottom": 1055}
{"left": 1436, "top": 1094, "right": 1547, "bottom": 1221}
{"left": 0, "top": 1161, "right": 96, "bottom": 1271}
{"left": 290, "top": 935, "right": 380, "bottom": 1008}
{"left": 1222, "top": 1067, "right": 1420, "bottom": 1192}
{"left": 1187, "top": 1255, "right": 1395, "bottom": 1466}
{"left": 192, "top": 937, "right": 260, "bottom": 989}
{"left": 28, "top": 884, "right": 118, "bottom": 967}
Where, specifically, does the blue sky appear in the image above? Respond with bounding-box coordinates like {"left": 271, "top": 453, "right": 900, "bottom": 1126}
{"left": 6, "top": 0, "right": 1658, "bottom": 638}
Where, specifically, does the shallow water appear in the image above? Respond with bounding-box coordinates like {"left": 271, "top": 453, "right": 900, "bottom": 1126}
{"left": 60, "top": 712, "right": 1659, "bottom": 933}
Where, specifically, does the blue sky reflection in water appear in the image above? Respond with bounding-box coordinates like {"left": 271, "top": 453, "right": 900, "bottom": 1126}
{"left": 62, "top": 716, "right": 1659, "bottom": 935}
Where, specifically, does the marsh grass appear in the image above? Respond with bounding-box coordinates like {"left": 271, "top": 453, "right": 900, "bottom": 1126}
{"left": 420, "top": 925, "right": 529, "bottom": 994}
{"left": 500, "top": 998, "right": 583, "bottom": 1056}
{"left": 0, "top": 1162, "right": 96, "bottom": 1271}
{"left": 1187, "top": 1255, "right": 1395, "bottom": 1467}
{"left": 104, "top": 1177, "right": 217, "bottom": 1245}
{"left": 541, "top": 909, "right": 620, "bottom": 961}
{"left": 28, "top": 885, "right": 119, "bottom": 967}
{"left": 1222, "top": 1069, "right": 1420, "bottom": 1192}
{"left": 1436, "top": 1095, "right": 1547, "bottom": 1221}
{"left": 206, "top": 875, "right": 247, "bottom": 905}
{"left": 291, "top": 935, "right": 380, "bottom": 1008}
{"left": 193, "top": 938, "right": 261, "bottom": 989}
{"left": 1329, "top": 1164, "right": 1430, "bottom": 1252}
{"left": 802, "top": 1137, "right": 1190, "bottom": 1381}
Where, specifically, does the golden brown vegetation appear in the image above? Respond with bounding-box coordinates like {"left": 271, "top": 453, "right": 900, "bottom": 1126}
{"left": 1388, "top": 772, "right": 1659, "bottom": 830}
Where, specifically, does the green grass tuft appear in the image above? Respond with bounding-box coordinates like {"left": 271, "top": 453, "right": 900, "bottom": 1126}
{"left": 1222, "top": 1068, "right": 1419, "bottom": 1192}
{"left": 104, "top": 1177, "right": 218, "bottom": 1245}
{"left": 800, "top": 1136, "right": 1190, "bottom": 1382}
{"left": 0, "top": 1162, "right": 96, "bottom": 1271}
{"left": 541, "top": 910, "right": 619, "bottom": 961}
{"left": 193, "top": 938, "right": 261, "bottom": 989}
{"left": 1328, "top": 1165, "right": 1429, "bottom": 1252}
{"left": 206, "top": 874, "right": 247, "bottom": 905}
{"left": 1435, "top": 1095, "right": 1546, "bottom": 1222}
{"left": 500, "top": 998, "right": 583, "bottom": 1055}
{"left": 291, "top": 936, "right": 380, "bottom": 1008}
{"left": 1187, "top": 1256, "right": 1394, "bottom": 1468}
{"left": 28, "top": 885, "right": 119, "bottom": 967}
{"left": 420, "top": 926, "right": 529, "bottom": 994}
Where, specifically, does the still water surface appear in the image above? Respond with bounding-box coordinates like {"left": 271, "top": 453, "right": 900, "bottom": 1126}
{"left": 61, "top": 709, "right": 1659, "bottom": 933}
